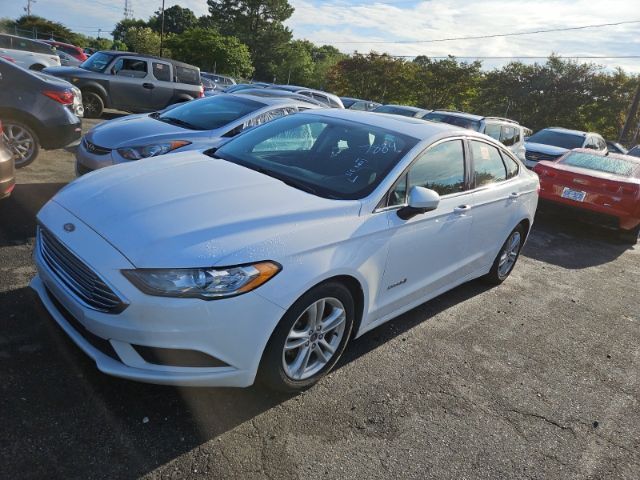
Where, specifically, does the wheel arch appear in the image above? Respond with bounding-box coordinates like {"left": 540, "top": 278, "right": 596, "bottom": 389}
{"left": 79, "top": 82, "right": 109, "bottom": 107}
{"left": 0, "top": 107, "right": 43, "bottom": 142}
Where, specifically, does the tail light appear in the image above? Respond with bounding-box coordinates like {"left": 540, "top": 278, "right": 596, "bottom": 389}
{"left": 198, "top": 84, "right": 204, "bottom": 98}
{"left": 43, "top": 89, "right": 74, "bottom": 105}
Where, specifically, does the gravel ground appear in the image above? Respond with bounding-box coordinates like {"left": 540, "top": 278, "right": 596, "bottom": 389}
{"left": 0, "top": 114, "right": 638, "bottom": 479}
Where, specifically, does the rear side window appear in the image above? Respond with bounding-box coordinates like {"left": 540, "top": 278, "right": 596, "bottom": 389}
{"left": 152, "top": 62, "right": 171, "bottom": 82}
{"left": 484, "top": 123, "right": 501, "bottom": 141}
{"left": 500, "top": 126, "right": 519, "bottom": 146}
{"left": 11, "top": 37, "right": 53, "bottom": 54}
{"left": 408, "top": 140, "right": 466, "bottom": 196}
{"left": 471, "top": 141, "right": 506, "bottom": 186}
{"left": 503, "top": 152, "right": 519, "bottom": 178}
{"left": 113, "top": 58, "right": 148, "bottom": 78}
{"left": 175, "top": 66, "right": 200, "bottom": 85}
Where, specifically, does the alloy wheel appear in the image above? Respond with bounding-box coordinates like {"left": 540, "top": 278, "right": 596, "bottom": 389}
{"left": 282, "top": 297, "right": 347, "bottom": 380}
{"left": 498, "top": 230, "right": 521, "bottom": 278}
{"left": 2, "top": 123, "right": 36, "bottom": 167}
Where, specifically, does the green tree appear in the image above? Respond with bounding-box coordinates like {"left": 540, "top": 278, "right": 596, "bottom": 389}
{"left": 148, "top": 6, "right": 198, "bottom": 35}
{"left": 273, "top": 40, "right": 315, "bottom": 85}
{"left": 166, "top": 28, "right": 253, "bottom": 78}
{"left": 412, "top": 56, "right": 482, "bottom": 110}
{"left": 307, "top": 44, "right": 346, "bottom": 90}
{"left": 11, "top": 15, "right": 83, "bottom": 44}
{"left": 123, "top": 27, "right": 163, "bottom": 56}
{"left": 326, "top": 52, "right": 418, "bottom": 104}
{"left": 206, "top": 0, "right": 294, "bottom": 79}
{"left": 112, "top": 19, "right": 148, "bottom": 43}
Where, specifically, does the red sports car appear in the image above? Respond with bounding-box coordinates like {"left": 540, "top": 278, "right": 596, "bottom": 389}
{"left": 534, "top": 148, "right": 640, "bottom": 244}
{"left": 42, "top": 40, "right": 87, "bottom": 62}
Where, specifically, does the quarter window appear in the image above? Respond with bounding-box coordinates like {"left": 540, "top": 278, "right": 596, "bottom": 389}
{"left": 471, "top": 141, "right": 506, "bottom": 186}
{"left": 503, "top": 152, "right": 519, "bottom": 178}
{"left": 500, "top": 126, "right": 519, "bottom": 146}
{"left": 408, "top": 140, "right": 466, "bottom": 196}
{"left": 152, "top": 62, "right": 171, "bottom": 81}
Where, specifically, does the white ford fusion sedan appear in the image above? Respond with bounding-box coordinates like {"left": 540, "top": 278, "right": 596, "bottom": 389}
{"left": 31, "top": 110, "right": 539, "bottom": 391}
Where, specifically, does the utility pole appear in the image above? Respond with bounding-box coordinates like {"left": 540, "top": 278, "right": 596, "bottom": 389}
{"left": 159, "top": 0, "right": 165, "bottom": 57}
{"left": 619, "top": 80, "right": 640, "bottom": 144}
{"left": 25, "top": 0, "right": 36, "bottom": 16}
{"left": 124, "top": 0, "right": 133, "bottom": 20}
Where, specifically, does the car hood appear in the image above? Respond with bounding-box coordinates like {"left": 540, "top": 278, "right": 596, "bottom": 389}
{"left": 87, "top": 114, "right": 217, "bottom": 148}
{"left": 50, "top": 152, "right": 361, "bottom": 268}
{"left": 524, "top": 142, "right": 569, "bottom": 156}
{"left": 42, "top": 66, "right": 87, "bottom": 78}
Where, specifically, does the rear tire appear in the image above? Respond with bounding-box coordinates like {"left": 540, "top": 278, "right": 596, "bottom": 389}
{"left": 619, "top": 225, "right": 639, "bottom": 245}
{"left": 82, "top": 91, "right": 104, "bottom": 118}
{"left": 2, "top": 120, "right": 40, "bottom": 168}
{"left": 483, "top": 224, "right": 526, "bottom": 285}
{"left": 258, "top": 282, "right": 355, "bottom": 392}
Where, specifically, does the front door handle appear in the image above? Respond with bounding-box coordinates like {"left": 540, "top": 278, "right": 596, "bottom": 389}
{"left": 453, "top": 204, "right": 472, "bottom": 214}
{"left": 142, "top": 83, "right": 155, "bottom": 89}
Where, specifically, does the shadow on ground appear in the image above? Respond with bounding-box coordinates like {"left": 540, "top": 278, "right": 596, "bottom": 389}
{"left": 0, "top": 183, "right": 66, "bottom": 247}
{"left": 0, "top": 273, "right": 492, "bottom": 478}
{"left": 521, "top": 209, "right": 633, "bottom": 269}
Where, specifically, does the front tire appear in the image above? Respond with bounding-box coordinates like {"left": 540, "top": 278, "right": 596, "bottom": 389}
{"left": 258, "top": 282, "right": 355, "bottom": 392}
{"left": 483, "top": 224, "right": 526, "bottom": 285}
{"left": 82, "top": 91, "right": 104, "bottom": 118}
{"left": 2, "top": 121, "right": 40, "bottom": 168}
{"left": 619, "top": 225, "right": 639, "bottom": 245}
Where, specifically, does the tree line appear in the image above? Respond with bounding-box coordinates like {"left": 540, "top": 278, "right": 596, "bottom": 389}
{"left": 1, "top": 0, "right": 638, "bottom": 142}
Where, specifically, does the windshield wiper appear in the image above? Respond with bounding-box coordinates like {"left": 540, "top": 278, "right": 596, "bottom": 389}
{"left": 158, "top": 116, "right": 200, "bottom": 130}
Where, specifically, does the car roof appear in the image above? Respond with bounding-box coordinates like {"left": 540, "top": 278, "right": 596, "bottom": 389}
{"left": 234, "top": 88, "right": 326, "bottom": 106}
{"left": 43, "top": 39, "right": 79, "bottom": 48}
{"left": 302, "top": 109, "right": 479, "bottom": 140}
{"left": 95, "top": 50, "right": 199, "bottom": 70}
{"left": 540, "top": 127, "right": 590, "bottom": 136}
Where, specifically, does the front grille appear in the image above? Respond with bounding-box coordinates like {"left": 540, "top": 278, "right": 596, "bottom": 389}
{"left": 525, "top": 150, "right": 561, "bottom": 163}
{"left": 83, "top": 138, "right": 111, "bottom": 155}
{"left": 38, "top": 227, "right": 126, "bottom": 313}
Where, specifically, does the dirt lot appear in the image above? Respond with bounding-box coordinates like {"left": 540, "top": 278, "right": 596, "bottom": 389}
{"left": 0, "top": 114, "right": 639, "bottom": 479}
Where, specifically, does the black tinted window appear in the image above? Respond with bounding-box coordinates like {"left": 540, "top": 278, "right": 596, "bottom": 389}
{"left": 409, "top": 140, "right": 466, "bottom": 196}
{"left": 175, "top": 66, "right": 200, "bottom": 85}
{"left": 113, "top": 58, "right": 147, "bottom": 78}
{"left": 0, "top": 35, "right": 10, "bottom": 49}
{"left": 152, "top": 62, "right": 171, "bottom": 81}
{"left": 471, "top": 141, "right": 506, "bottom": 186}
{"left": 527, "top": 130, "right": 584, "bottom": 149}
{"left": 157, "top": 95, "right": 264, "bottom": 130}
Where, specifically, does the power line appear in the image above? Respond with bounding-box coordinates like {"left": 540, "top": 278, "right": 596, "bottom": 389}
{"left": 331, "top": 19, "right": 640, "bottom": 44}
{"left": 384, "top": 55, "right": 640, "bottom": 59}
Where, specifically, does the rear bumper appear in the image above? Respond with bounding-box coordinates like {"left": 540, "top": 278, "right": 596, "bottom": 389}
{"left": 538, "top": 197, "right": 640, "bottom": 231}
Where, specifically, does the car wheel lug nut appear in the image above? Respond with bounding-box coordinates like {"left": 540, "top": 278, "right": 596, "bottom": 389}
{"left": 305, "top": 341, "right": 309, "bottom": 346}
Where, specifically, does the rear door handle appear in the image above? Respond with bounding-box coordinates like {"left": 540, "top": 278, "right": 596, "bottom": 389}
{"left": 509, "top": 192, "right": 520, "bottom": 200}
{"left": 453, "top": 205, "right": 472, "bottom": 214}
{"left": 142, "top": 83, "right": 155, "bottom": 89}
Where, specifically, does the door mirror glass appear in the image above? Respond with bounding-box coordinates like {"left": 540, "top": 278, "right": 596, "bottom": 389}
{"left": 397, "top": 186, "right": 440, "bottom": 220}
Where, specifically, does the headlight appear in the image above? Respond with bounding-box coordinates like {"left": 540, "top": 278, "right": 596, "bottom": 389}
{"left": 117, "top": 140, "right": 191, "bottom": 160}
{"left": 122, "top": 261, "right": 281, "bottom": 299}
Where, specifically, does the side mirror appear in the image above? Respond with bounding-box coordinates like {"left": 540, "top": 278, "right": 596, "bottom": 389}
{"left": 397, "top": 186, "right": 440, "bottom": 220}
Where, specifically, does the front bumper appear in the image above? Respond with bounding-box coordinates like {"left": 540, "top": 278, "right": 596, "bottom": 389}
{"left": 31, "top": 201, "right": 286, "bottom": 387}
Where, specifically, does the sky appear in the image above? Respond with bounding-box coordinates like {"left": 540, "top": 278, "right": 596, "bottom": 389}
{"left": 1, "top": 0, "right": 639, "bottom": 72}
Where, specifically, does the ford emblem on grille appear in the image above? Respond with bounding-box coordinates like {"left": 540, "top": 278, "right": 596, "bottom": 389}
{"left": 63, "top": 223, "right": 75, "bottom": 232}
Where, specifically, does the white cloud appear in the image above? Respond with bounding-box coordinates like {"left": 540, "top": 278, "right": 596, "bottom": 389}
{"left": 288, "top": 0, "right": 640, "bottom": 71}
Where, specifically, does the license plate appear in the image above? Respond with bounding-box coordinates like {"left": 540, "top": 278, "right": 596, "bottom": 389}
{"left": 561, "top": 187, "right": 586, "bottom": 202}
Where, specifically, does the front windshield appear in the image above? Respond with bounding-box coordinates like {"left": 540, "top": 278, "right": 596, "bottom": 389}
{"left": 80, "top": 52, "right": 114, "bottom": 72}
{"left": 561, "top": 152, "right": 639, "bottom": 177}
{"left": 156, "top": 95, "right": 264, "bottom": 130}
{"left": 213, "top": 114, "right": 419, "bottom": 200}
{"left": 527, "top": 130, "right": 584, "bottom": 149}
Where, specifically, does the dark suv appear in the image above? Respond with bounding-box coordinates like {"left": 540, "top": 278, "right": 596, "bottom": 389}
{"left": 44, "top": 51, "right": 203, "bottom": 118}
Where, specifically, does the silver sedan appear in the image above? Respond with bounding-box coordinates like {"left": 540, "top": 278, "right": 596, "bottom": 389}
{"left": 75, "top": 93, "right": 322, "bottom": 175}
